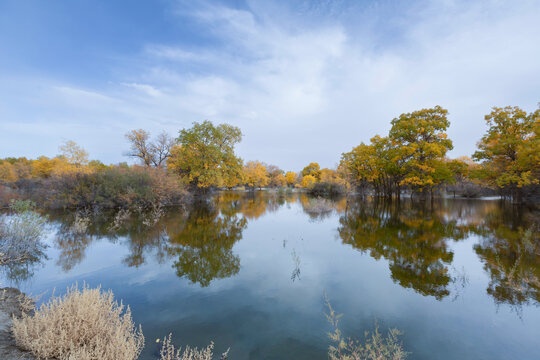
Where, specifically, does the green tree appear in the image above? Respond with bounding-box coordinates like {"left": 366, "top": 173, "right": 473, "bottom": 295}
{"left": 168, "top": 121, "right": 244, "bottom": 189}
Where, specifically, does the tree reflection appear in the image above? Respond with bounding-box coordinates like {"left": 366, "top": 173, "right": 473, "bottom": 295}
{"left": 166, "top": 200, "right": 247, "bottom": 287}
{"left": 299, "top": 194, "right": 347, "bottom": 221}
{"left": 47, "top": 192, "right": 539, "bottom": 310}
{"left": 472, "top": 206, "right": 540, "bottom": 308}
{"left": 338, "top": 199, "right": 469, "bottom": 300}
{"left": 0, "top": 258, "right": 44, "bottom": 284}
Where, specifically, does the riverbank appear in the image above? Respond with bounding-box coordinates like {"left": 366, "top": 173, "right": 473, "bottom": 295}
{"left": 0, "top": 287, "right": 36, "bottom": 360}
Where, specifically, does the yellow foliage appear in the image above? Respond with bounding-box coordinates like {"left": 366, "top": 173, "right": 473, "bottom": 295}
{"left": 0, "top": 162, "right": 17, "bottom": 182}
{"left": 244, "top": 161, "right": 269, "bottom": 189}
{"left": 301, "top": 163, "right": 321, "bottom": 179}
{"left": 59, "top": 140, "right": 89, "bottom": 166}
{"left": 285, "top": 171, "right": 297, "bottom": 186}
{"left": 300, "top": 175, "right": 317, "bottom": 188}
{"left": 31, "top": 156, "right": 61, "bottom": 178}
{"left": 273, "top": 173, "right": 287, "bottom": 187}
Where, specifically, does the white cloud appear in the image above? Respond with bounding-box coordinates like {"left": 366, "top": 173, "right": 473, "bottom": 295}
{"left": 1, "top": 0, "right": 539, "bottom": 170}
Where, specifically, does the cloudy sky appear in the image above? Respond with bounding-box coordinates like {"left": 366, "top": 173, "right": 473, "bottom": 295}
{"left": 0, "top": 0, "right": 539, "bottom": 171}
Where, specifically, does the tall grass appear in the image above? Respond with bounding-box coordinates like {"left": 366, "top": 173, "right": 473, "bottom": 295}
{"left": 159, "top": 334, "right": 226, "bottom": 360}
{"left": 325, "top": 296, "right": 408, "bottom": 360}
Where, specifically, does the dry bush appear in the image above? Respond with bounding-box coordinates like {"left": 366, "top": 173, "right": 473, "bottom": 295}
{"left": 12, "top": 284, "right": 144, "bottom": 360}
{"left": 0, "top": 200, "right": 48, "bottom": 266}
{"left": 159, "top": 334, "right": 228, "bottom": 360}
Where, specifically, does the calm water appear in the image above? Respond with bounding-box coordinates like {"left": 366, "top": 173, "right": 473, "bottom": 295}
{"left": 2, "top": 192, "right": 539, "bottom": 360}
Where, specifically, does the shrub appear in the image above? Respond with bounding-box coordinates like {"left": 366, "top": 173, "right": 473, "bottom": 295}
{"left": 44, "top": 166, "right": 189, "bottom": 209}
{"left": 0, "top": 183, "right": 19, "bottom": 207}
{"left": 308, "top": 182, "right": 346, "bottom": 197}
{"left": 12, "top": 284, "right": 144, "bottom": 360}
{"left": 0, "top": 200, "right": 48, "bottom": 266}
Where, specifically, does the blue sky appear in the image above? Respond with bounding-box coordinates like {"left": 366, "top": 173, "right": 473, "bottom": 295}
{"left": 1, "top": 0, "right": 539, "bottom": 171}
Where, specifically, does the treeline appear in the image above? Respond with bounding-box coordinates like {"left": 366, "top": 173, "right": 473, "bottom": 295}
{"left": 0, "top": 141, "right": 188, "bottom": 209}
{"left": 340, "top": 105, "right": 539, "bottom": 202}
{"left": 1, "top": 104, "right": 538, "bottom": 207}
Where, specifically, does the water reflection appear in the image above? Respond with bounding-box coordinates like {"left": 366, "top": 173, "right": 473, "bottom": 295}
{"left": 166, "top": 200, "right": 247, "bottom": 287}
{"left": 471, "top": 207, "right": 540, "bottom": 308}
{"left": 0, "top": 258, "right": 44, "bottom": 284}
{"left": 12, "top": 192, "right": 538, "bottom": 310}
{"left": 338, "top": 199, "right": 469, "bottom": 300}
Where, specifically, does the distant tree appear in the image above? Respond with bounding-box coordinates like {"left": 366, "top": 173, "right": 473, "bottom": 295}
{"left": 244, "top": 161, "right": 269, "bottom": 190}
{"left": 31, "top": 156, "right": 57, "bottom": 178}
{"left": 125, "top": 129, "right": 175, "bottom": 167}
{"left": 300, "top": 174, "right": 317, "bottom": 188}
{"left": 168, "top": 121, "right": 243, "bottom": 189}
{"left": 301, "top": 162, "right": 321, "bottom": 179}
{"left": 59, "top": 140, "right": 89, "bottom": 166}
{"left": 285, "top": 171, "right": 297, "bottom": 187}
{"left": 266, "top": 164, "right": 286, "bottom": 187}
{"left": 0, "top": 162, "right": 17, "bottom": 182}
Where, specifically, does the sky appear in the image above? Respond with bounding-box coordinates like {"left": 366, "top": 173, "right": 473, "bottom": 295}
{"left": 0, "top": 0, "right": 539, "bottom": 171}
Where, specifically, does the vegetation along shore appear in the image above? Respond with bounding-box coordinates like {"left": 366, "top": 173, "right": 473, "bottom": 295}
{"left": 1, "top": 105, "right": 538, "bottom": 210}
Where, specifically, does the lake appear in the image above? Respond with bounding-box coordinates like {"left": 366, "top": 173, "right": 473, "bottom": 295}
{"left": 2, "top": 191, "right": 539, "bottom": 360}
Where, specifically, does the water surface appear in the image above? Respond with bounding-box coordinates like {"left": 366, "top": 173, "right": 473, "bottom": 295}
{"left": 2, "top": 192, "right": 539, "bottom": 360}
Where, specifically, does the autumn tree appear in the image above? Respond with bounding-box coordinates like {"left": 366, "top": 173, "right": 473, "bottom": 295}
{"left": 31, "top": 156, "right": 62, "bottom": 178}
{"left": 59, "top": 140, "right": 89, "bottom": 167}
{"left": 301, "top": 162, "right": 321, "bottom": 180}
{"left": 340, "top": 142, "right": 379, "bottom": 194}
{"left": 266, "top": 164, "right": 286, "bottom": 187}
{"left": 243, "top": 161, "right": 269, "bottom": 190}
{"left": 125, "top": 129, "right": 175, "bottom": 167}
{"left": 300, "top": 174, "right": 317, "bottom": 188}
{"left": 341, "top": 135, "right": 405, "bottom": 197}
{"left": 167, "top": 121, "right": 244, "bottom": 189}
{"left": 54, "top": 140, "right": 92, "bottom": 175}
{"left": 473, "top": 105, "right": 539, "bottom": 202}
{"left": 285, "top": 171, "right": 297, "bottom": 187}
{"left": 0, "top": 162, "right": 17, "bottom": 182}
{"left": 341, "top": 106, "right": 454, "bottom": 198}
{"left": 388, "top": 106, "right": 453, "bottom": 194}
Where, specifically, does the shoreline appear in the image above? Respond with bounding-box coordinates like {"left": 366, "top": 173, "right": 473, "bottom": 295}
{"left": 0, "top": 287, "right": 36, "bottom": 360}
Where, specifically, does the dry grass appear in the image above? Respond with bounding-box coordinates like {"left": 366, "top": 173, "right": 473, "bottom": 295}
{"left": 325, "top": 296, "right": 408, "bottom": 360}
{"left": 159, "top": 334, "right": 228, "bottom": 360}
{"left": 12, "top": 284, "right": 144, "bottom": 360}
